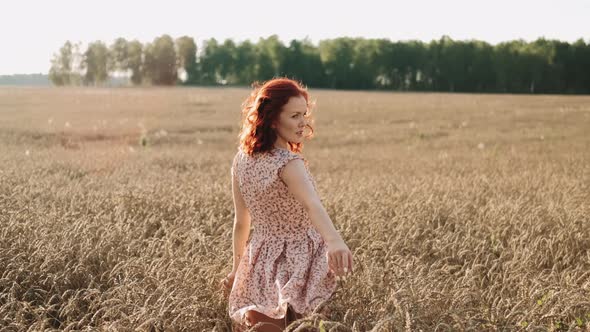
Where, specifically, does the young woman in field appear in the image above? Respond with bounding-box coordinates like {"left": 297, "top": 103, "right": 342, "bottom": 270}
{"left": 220, "top": 78, "right": 354, "bottom": 331}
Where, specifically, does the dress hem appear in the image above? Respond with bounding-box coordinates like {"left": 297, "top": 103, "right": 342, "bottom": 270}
{"left": 230, "top": 299, "right": 298, "bottom": 325}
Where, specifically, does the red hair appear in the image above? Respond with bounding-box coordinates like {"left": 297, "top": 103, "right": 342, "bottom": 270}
{"left": 237, "top": 77, "right": 315, "bottom": 155}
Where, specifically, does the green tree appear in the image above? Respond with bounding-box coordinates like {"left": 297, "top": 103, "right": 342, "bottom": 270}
{"left": 198, "top": 38, "right": 220, "bottom": 84}
{"left": 281, "top": 38, "right": 326, "bottom": 87}
{"left": 319, "top": 37, "right": 356, "bottom": 89}
{"left": 109, "top": 38, "right": 129, "bottom": 75}
{"left": 49, "top": 41, "right": 73, "bottom": 86}
{"left": 49, "top": 41, "right": 83, "bottom": 86}
{"left": 48, "top": 35, "right": 590, "bottom": 93}
{"left": 176, "top": 36, "right": 198, "bottom": 84}
{"left": 82, "top": 41, "right": 110, "bottom": 86}
{"left": 494, "top": 40, "right": 529, "bottom": 93}
{"left": 258, "top": 35, "right": 286, "bottom": 77}
{"left": 235, "top": 40, "right": 257, "bottom": 85}
{"left": 218, "top": 39, "right": 238, "bottom": 83}
{"left": 127, "top": 40, "right": 144, "bottom": 85}
{"left": 350, "top": 38, "right": 379, "bottom": 89}
{"left": 569, "top": 39, "right": 590, "bottom": 93}
{"left": 143, "top": 35, "right": 177, "bottom": 85}
{"left": 470, "top": 41, "right": 495, "bottom": 92}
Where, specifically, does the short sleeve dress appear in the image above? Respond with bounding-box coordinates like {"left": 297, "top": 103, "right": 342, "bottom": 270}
{"left": 228, "top": 146, "right": 337, "bottom": 324}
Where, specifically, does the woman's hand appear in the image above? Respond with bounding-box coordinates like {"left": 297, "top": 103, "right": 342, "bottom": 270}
{"left": 325, "top": 238, "right": 353, "bottom": 281}
{"left": 220, "top": 270, "right": 236, "bottom": 296}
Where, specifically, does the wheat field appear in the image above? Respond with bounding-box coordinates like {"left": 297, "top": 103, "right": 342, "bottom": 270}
{"left": 1, "top": 86, "right": 589, "bottom": 331}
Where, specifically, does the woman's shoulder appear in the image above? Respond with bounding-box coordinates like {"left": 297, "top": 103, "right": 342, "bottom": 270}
{"left": 273, "top": 148, "right": 310, "bottom": 171}
{"left": 273, "top": 147, "right": 303, "bottom": 159}
{"left": 234, "top": 146, "right": 252, "bottom": 160}
{"left": 234, "top": 146, "right": 307, "bottom": 166}
{"left": 232, "top": 146, "right": 250, "bottom": 171}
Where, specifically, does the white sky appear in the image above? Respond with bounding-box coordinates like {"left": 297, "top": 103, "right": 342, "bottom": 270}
{"left": 1, "top": 0, "right": 588, "bottom": 75}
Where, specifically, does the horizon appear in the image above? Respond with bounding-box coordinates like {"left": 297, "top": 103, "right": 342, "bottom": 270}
{"left": 2, "top": 0, "right": 588, "bottom": 76}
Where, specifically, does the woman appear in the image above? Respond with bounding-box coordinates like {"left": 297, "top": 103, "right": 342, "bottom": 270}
{"left": 221, "top": 77, "right": 354, "bottom": 331}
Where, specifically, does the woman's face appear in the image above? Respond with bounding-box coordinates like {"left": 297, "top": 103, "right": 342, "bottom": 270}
{"left": 271, "top": 95, "right": 308, "bottom": 144}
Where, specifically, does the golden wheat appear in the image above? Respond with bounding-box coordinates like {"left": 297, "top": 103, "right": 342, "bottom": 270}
{"left": 0, "top": 87, "right": 589, "bottom": 331}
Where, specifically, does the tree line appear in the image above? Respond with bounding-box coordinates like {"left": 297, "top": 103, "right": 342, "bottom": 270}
{"left": 49, "top": 34, "right": 590, "bottom": 94}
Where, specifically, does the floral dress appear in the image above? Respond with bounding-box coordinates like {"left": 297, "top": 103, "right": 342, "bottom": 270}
{"left": 228, "top": 146, "right": 337, "bottom": 325}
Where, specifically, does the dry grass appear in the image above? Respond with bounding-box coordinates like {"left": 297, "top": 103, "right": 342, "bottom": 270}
{"left": 1, "top": 86, "right": 589, "bottom": 331}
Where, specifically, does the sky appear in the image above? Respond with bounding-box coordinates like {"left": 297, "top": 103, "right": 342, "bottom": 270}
{"left": 1, "top": 0, "right": 588, "bottom": 75}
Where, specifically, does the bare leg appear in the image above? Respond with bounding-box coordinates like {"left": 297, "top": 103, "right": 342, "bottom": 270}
{"left": 244, "top": 304, "right": 304, "bottom": 331}
{"left": 245, "top": 310, "right": 286, "bottom": 332}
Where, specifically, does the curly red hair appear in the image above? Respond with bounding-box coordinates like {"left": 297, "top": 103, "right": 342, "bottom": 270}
{"left": 237, "top": 77, "right": 315, "bottom": 155}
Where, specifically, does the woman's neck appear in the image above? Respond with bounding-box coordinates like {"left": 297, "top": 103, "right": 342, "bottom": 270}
{"left": 273, "top": 138, "right": 290, "bottom": 150}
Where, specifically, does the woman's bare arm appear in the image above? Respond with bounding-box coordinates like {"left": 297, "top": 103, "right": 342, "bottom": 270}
{"left": 231, "top": 168, "right": 251, "bottom": 272}
{"left": 280, "top": 159, "right": 353, "bottom": 277}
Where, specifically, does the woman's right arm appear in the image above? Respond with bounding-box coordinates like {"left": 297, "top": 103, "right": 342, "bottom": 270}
{"left": 231, "top": 164, "right": 251, "bottom": 273}
{"left": 280, "top": 159, "right": 353, "bottom": 278}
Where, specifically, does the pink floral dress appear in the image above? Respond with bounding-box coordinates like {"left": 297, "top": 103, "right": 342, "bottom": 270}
{"left": 228, "top": 146, "right": 337, "bottom": 324}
